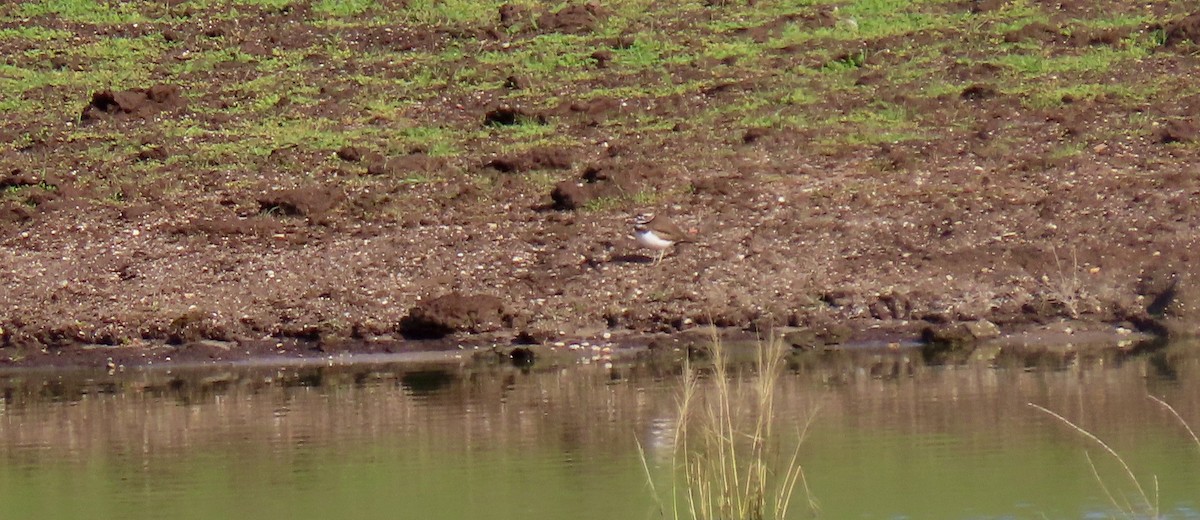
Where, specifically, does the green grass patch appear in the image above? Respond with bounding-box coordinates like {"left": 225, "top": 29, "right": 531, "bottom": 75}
{"left": 991, "top": 46, "right": 1145, "bottom": 77}
{"left": 478, "top": 33, "right": 595, "bottom": 77}
{"left": 613, "top": 36, "right": 690, "bottom": 69}
{"left": 394, "top": 0, "right": 505, "bottom": 26}
{"left": 168, "top": 47, "right": 256, "bottom": 76}
{"left": 16, "top": 0, "right": 147, "bottom": 24}
{"left": 0, "top": 26, "right": 74, "bottom": 41}
{"left": 312, "top": 0, "right": 377, "bottom": 17}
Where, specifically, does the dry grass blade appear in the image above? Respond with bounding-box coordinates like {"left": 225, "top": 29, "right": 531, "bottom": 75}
{"left": 642, "top": 330, "right": 817, "bottom": 520}
{"left": 1147, "top": 394, "right": 1200, "bottom": 452}
{"left": 1027, "top": 402, "right": 1158, "bottom": 518}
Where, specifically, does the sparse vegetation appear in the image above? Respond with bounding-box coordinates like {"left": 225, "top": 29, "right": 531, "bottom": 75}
{"left": 641, "top": 333, "right": 818, "bottom": 520}
{"left": 1030, "top": 396, "right": 1200, "bottom": 520}
{"left": 2, "top": 0, "right": 1200, "bottom": 364}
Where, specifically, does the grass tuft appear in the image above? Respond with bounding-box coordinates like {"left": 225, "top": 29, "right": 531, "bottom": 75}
{"left": 642, "top": 331, "right": 818, "bottom": 520}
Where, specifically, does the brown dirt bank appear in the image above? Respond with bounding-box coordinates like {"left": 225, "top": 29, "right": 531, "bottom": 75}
{"left": 2, "top": 1, "right": 1200, "bottom": 367}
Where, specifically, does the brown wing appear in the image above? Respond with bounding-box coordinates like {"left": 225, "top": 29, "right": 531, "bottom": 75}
{"left": 652, "top": 217, "right": 694, "bottom": 243}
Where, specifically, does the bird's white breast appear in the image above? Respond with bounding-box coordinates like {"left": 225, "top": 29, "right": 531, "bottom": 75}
{"left": 635, "top": 229, "right": 674, "bottom": 250}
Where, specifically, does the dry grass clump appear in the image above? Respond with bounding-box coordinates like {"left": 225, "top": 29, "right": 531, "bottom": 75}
{"left": 641, "top": 332, "right": 819, "bottom": 520}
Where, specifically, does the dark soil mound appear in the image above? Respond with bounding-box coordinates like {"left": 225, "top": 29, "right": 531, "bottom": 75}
{"left": 80, "top": 84, "right": 186, "bottom": 123}
{"left": 538, "top": 4, "right": 605, "bottom": 34}
{"left": 1164, "top": 12, "right": 1200, "bottom": 46}
{"left": 399, "top": 293, "right": 510, "bottom": 339}
{"left": 258, "top": 187, "right": 344, "bottom": 222}
{"left": 1156, "top": 119, "right": 1199, "bottom": 144}
{"left": 550, "top": 161, "right": 660, "bottom": 210}
{"left": 486, "top": 147, "right": 576, "bottom": 173}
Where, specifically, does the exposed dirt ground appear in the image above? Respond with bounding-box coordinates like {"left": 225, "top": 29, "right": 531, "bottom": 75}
{"left": 1, "top": 1, "right": 1199, "bottom": 367}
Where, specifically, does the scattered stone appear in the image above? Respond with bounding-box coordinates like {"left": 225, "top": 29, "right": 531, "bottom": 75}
{"left": 921, "top": 320, "right": 1000, "bottom": 362}
{"left": 962, "top": 320, "right": 1001, "bottom": 340}
{"left": 783, "top": 323, "right": 854, "bottom": 350}
{"left": 870, "top": 293, "right": 913, "bottom": 320}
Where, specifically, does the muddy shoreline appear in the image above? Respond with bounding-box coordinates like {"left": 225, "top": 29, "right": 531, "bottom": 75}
{"left": 0, "top": 316, "right": 1164, "bottom": 370}
{"left": 3, "top": 2, "right": 1200, "bottom": 368}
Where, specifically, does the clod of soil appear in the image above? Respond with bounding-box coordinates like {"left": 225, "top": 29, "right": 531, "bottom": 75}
{"left": 562, "top": 97, "right": 620, "bottom": 124}
{"left": 1135, "top": 271, "right": 1200, "bottom": 338}
{"left": 399, "top": 293, "right": 511, "bottom": 339}
{"left": 1156, "top": 119, "right": 1198, "bottom": 144}
{"left": 483, "top": 106, "right": 546, "bottom": 126}
{"left": 165, "top": 309, "right": 230, "bottom": 344}
{"left": 742, "top": 127, "right": 770, "bottom": 144}
{"left": 365, "top": 152, "right": 446, "bottom": 176}
{"left": 336, "top": 145, "right": 365, "bottom": 162}
{"left": 1163, "top": 12, "right": 1200, "bottom": 46}
{"left": 590, "top": 49, "right": 613, "bottom": 68}
{"left": 0, "top": 170, "right": 41, "bottom": 189}
{"left": 1003, "top": 22, "right": 1062, "bottom": 43}
{"left": 968, "top": 0, "right": 1008, "bottom": 13}
{"left": 80, "top": 84, "right": 186, "bottom": 123}
{"left": 258, "top": 187, "right": 344, "bottom": 222}
{"left": 134, "top": 146, "right": 168, "bottom": 162}
{"left": 503, "top": 75, "right": 529, "bottom": 90}
{"left": 486, "top": 146, "right": 575, "bottom": 173}
{"left": 961, "top": 84, "right": 998, "bottom": 101}
{"left": 538, "top": 3, "right": 606, "bottom": 34}
{"left": 498, "top": 3, "right": 530, "bottom": 29}
{"left": 550, "top": 161, "right": 658, "bottom": 210}
{"left": 0, "top": 204, "right": 34, "bottom": 229}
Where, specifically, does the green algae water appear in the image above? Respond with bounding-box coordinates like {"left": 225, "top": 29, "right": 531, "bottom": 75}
{"left": 1, "top": 346, "right": 1199, "bottom": 520}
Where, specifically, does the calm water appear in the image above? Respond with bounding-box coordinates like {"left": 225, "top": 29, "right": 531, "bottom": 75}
{"left": 1, "top": 343, "right": 1199, "bottom": 520}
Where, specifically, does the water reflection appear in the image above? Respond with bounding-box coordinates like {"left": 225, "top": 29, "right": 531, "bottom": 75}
{"left": 0, "top": 342, "right": 1197, "bottom": 519}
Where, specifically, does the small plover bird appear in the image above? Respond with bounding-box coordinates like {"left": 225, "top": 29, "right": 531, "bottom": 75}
{"left": 633, "top": 213, "right": 694, "bottom": 265}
